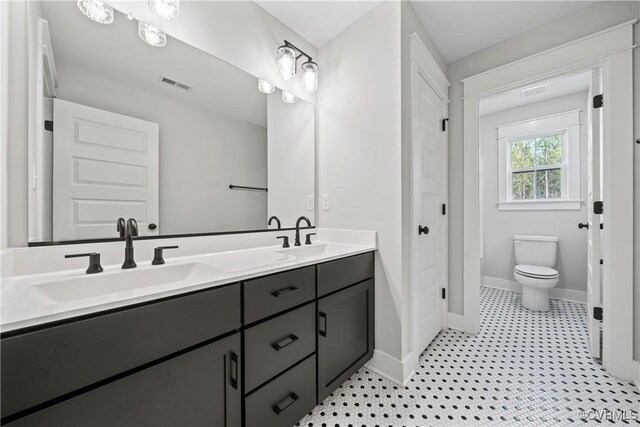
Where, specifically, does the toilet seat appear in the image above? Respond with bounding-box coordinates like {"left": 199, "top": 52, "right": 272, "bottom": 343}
{"left": 515, "top": 264, "right": 558, "bottom": 280}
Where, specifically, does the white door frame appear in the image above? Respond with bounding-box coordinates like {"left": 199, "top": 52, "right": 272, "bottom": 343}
{"left": 462, "top": 20, "right": 636, "bottom": 380}
{"left": 409, "top": 33, "right": 450, "bottom": 370}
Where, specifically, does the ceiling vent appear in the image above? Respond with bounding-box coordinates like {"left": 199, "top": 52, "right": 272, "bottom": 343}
{"left": 521, "top": 84, "right": 547, "bottom": 97}
{"left": 160, "top": 76, "right": 192, "bottom": 91}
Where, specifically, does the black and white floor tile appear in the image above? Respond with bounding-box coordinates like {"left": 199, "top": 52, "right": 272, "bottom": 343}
{"left": 298, "top": 287, "right": 640, "bottom": 426}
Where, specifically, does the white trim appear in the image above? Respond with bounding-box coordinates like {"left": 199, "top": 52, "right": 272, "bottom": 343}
{"left": 0, "top": 1, "right": 8, "bottom": 250}
{"left": 365, "top": 349, "right": 415, "bottom": 386}
{"left": 483, "top": 277, "right": 587, "bottom": 304}
{"left": 497, "top": 200, "right": 582, "bottom": 211}
{"left": 447, "top": 312, "right": 466, "bottom": 332}
{"left": 463, "top": 21, "right": 636, "bottom": 380}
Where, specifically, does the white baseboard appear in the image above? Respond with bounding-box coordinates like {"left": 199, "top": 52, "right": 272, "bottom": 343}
{"left": 366, "top": 349, "right": 416, "bottom": 386}
{"left": 483, "top": 276, "right": 587, "bottom": 304}
{"left": 447, "top": 312, "right": 466, "bottom": 332}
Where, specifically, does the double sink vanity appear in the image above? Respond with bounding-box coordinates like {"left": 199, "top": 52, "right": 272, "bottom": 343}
{"left": 1, "top": 229, "right": 377, "bottom": 426}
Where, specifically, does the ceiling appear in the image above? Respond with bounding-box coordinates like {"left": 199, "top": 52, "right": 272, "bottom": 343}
{"left": 410, "top": 1, "right": 596, "bottom": 63}
{"left": 255, "top": 1, "right": 595, "bottom": 62}
{"left": 479, "top": 71, "right": 591, "bottom": 115}
{"left": 254, "top": 1, "right": 382, "bottom": 48}
{"left": 41, "top": 1, "right": 267, "bottom": 127}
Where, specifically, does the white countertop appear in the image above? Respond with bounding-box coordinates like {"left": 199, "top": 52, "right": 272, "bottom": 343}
{"left": 1, "top": 234, "right": 376, "bottom": 333}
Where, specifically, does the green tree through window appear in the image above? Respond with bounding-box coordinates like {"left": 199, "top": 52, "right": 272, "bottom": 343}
{"left": 510, "top": 133, "right": 563, "bottom": 200}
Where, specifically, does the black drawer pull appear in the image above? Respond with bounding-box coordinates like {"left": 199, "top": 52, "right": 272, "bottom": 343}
{"left": 272, "top": 334, "right": 299, "bottom": 351}
{"left": 271, "top": 286, "right": 298, "bottom": 297}
{"left": 319, "top": 312, "right": 327, "bottom": 337}
{"left": 272, "top": 392, "right": 299, "bottom": 415}
{"left": 230, "top": 352, "right": 238, "bottom": 390}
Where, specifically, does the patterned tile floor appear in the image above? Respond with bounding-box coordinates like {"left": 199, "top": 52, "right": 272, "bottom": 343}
{"left": 298, "top": 287, "right": 640, "bottom": 426}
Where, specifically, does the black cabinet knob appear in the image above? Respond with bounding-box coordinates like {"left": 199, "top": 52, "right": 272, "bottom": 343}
{"left": 578, "top": 223, "right": 589, "bottom": 230}
{"left": 418, "top": 225, "right": 430, "bottom": 235}
{"left": 148, "top": 223, "right": 157, "bottom": 231}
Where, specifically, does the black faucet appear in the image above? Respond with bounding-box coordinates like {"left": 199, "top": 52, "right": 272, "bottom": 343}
{"left": 116, "top": 217, "right": 126, "bottom": 238}
{"left": 122, "top": 218, "right": 138, "bottom": 269}
{"left": 294, "top": 216, "right": 312, "bottom": 246}
{"left": 268, "top": 216, "right": 282, "bottom": 230}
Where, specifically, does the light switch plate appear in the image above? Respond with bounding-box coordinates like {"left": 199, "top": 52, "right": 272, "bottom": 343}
{"left": 321, "top": 194, "right": 330, "bottom": 210}
{"left": 307, "top": 195, "right": 314, "bottom": 211}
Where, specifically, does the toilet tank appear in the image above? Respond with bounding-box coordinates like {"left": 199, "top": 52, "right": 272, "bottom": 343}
{"left": 513, "top": 235, "right": 558, "bottom": 267}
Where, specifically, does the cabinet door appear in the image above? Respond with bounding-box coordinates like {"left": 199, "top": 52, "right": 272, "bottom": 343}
{"left": 8, "top": 334, "right": 242, "bottom": 427}
{"left": 317, "top": 279, "right": 374, "bottom": 401}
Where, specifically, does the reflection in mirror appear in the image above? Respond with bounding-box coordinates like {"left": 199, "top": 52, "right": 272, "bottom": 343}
{"left": 28, "top": 1, "right": 315, "bottom": 244}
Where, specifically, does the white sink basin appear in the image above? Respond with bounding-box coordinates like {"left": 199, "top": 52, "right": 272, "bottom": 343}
{"left": 27, "top": 262, "right": 219, "bottom": 304}
{"left": 276, "top": 243, "right": 331, "bottom": 258}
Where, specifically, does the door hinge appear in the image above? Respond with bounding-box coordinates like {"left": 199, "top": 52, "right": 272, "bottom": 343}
{"left": 600, "top": 259, "right": 603, "bottom": 265}
{"left": 593, "top": 94, "right": 603, "bottom": 108}
{"left": 441, "top": 118, "right": 449, "bottom": 132}
{"left": 594, "top": 201, "right": 603, "bottom": 215}
{"left": 600, "top": 223, "right": 603, "bottom": 230}
{"left": 44, "top": 120, "right": 53, "bottom": 132}
{"left": 593, "top": 307, "right": 603, "bottom": 321}
{"left": 441, "top": 288, "right": 446, "bottom": 299}
{"left": 442, "top": 204, "right": 446, "bottom": 215}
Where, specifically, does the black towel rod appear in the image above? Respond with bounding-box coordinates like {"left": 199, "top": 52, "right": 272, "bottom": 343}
{"left": 229, "top": 184, "right": 268, "bottom": 192}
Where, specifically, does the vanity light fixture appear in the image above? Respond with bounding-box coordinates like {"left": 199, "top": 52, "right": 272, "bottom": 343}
{"left": 77, "top": 0, "right": 114, "bottom": 24}
{"left": 282, "top": 90, "right": 297, "bottom": 104}
{"left": 276, "top": 40, "right": 319, "bottom": 92}
{"left": 138, "top": 21, "right": 167, "bottom": 47}
{"left": 148, "top": 0, "right": 180, "bottom": 21}
{"left": 258, "top": 79, "right": 275, "bottom": 94}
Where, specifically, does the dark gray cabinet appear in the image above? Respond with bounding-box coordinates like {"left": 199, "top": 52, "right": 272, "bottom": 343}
{"left": 317, "top": 279, "right": 375, "bottom": 401}
{"left": 8, "top": 334, "right": 242, "bottom": 427}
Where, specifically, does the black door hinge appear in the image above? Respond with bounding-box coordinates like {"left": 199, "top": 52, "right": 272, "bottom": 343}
{"left": 600, "top": 223, "right": 603, "bottom": 230}
{"left": 593, "top": 307, "right": 603, "bottom": 321}
{"left": 441, "top": 288, "right": 446, "bottom": 299}
{"left": 44, "top": 120, "right": 53, "bottom": 132}
{"left": 442, "top": 118, "right": 449, "bottom": 132}
{"left": 442, "top": 204, "right": 446, "bottom": 215}
{"left": 600, "top": 259, "right": 603, "bottom": 265}
{"left": 593, "top": 94, "right": 603, "bottom": 108}
{"left": 594, "top": 201, "right": 603, "bottom": 214}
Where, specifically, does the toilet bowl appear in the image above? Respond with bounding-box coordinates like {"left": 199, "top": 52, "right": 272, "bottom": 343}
{"left": 512, "top": 235, "right": 559, "bottom": 311}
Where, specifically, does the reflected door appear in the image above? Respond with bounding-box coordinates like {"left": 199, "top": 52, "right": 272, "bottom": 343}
{"left": 413, "top": 73, "right": 446, "bottom": 354}
{"left": 53, "top": 99, "right": 159, "bottom": 241}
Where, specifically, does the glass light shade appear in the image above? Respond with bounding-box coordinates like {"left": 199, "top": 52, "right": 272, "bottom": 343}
{"left": 277, "top": 46, "right": 296, "bottom": 81}
{"left": 281, "top": 90, "right": 297, "bottom": 104}
{"left": 77, "top": 0, "right": 114, "bottom": 24}
{"left": 148, "top": 0, "right": 179, "bottom": 21}
{"left": 301, "top": 61, "right": 318, "bottom": 93}
{"left": 138, "top": 21, "right": 167, "bottom": 47}
{"left": 258, "top": 79, "right": 275, "bottom": 94}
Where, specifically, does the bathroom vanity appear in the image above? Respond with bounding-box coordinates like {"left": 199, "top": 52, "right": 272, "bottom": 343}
{"left": 1, "top": 249, "right": 375, "bottom": 427}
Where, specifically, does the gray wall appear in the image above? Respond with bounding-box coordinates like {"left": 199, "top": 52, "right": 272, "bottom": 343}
{"left": 481, "top": 91, "right": 589, "bottom": 292}
{"left": 446, "top": 1, "right": 640, "bottom": 317}
{"left": 56, "top": 63, "right": 268, "bottom": 235}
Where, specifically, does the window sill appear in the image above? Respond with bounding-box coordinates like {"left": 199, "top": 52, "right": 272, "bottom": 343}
{"left": 497, "top": 199, "right": 582, "bottom": 211}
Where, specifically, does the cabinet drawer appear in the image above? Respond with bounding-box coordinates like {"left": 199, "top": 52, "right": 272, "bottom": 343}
{"left": 244, "top": 303, "right": 315, "bottom": 392}
{"left": 243, "top": 266, "right": 315, "bottom": 324}
{"left": 1, "top": 283, "right": 240, "bottom": 418}
{"left": 317, "top": 252, "right": 374, "bottom": 297}
{"left": 7, "top": 334, "right": 242, "bottom": 427}
{"left": 245, "top": 356, "right": 316, "bottom": 427}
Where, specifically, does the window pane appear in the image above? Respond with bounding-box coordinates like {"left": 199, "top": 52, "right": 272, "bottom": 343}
{"left": 511, "top": 139, "right": 535, "bottom": 169}
{"left": 535, "top": 168, "right": 562, "bottom": 199}
{"left": 535, "top": 134, "right": 563, "bottom": 166}
{"left": 512, "top": 171, "right": 534, "bottom": 200}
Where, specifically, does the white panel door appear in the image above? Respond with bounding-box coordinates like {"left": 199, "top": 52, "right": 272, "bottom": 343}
{"left": 413, "top": 73, "right": 446, "bottom": 353}
{"left": 587, "top": 70, "right": 603, "bottom": 358}
{"left": 53, "top": 99, "right": 159, "bottom": 241}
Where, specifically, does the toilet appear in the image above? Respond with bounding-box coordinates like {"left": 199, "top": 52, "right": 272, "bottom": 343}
{"left": 513, "top": 235, "right": 559, "bottom": 311}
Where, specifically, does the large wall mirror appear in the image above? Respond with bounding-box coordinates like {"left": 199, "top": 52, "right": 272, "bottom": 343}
{"left": 27, "top": 1, "right": 315, "bottom": 245}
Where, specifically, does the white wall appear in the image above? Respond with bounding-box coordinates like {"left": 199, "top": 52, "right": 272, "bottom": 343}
{"left": 481, "top": 91, "right": 589, "bottom": 293}
{"left": 267, "top": 95, "right": 315, "bottom": 228}
{"left": 3, "top": 0, "right": 317, "bottom": 248}
{"left": 318, "top": 1, "right": 404, "bottom": 375}
{"left": 446, "top": 1, "right": 640, "bottom": 316}
{"left": 55, "top": 63, "right": 268, "bottom": 235}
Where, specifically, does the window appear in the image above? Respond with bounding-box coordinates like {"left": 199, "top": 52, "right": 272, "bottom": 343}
{"left": 497, "top": 111, "right": 581, "bottom": 210}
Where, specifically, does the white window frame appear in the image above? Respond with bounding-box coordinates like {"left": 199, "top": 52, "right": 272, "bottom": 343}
{"left": 496, "top": 110, "right": 581, "bottom": 210}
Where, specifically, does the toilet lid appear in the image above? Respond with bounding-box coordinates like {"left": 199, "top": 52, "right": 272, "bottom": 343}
{"left": 515, "top": 264, "right": 559, "bottom": 279}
